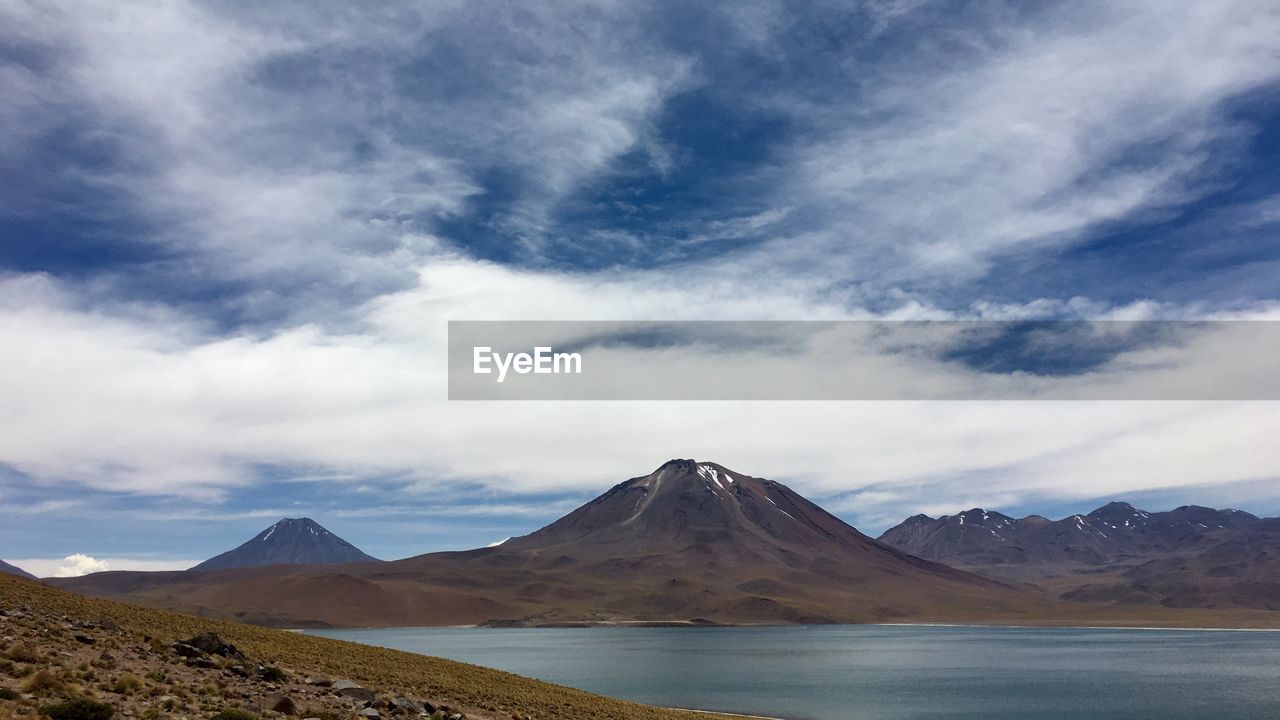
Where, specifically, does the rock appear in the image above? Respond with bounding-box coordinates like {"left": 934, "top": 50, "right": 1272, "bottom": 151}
{"left": 172, "top": 642, "right": 204, "bottom": 658}
{"left": 264, "top": 693, "right": 298, "bottom": 716}
{"left": 185, "top": 656, "right": 217, "bottom": 669}
{"left": 333, "top": 681, "right": 376, "bottom": 703}
{"left": 390, "top": 698, "right": 424, "bottom": 715}
{"left": 359, "top": 709, "right": 381, "bottom": 720}
{"left": 304, "top": 677, "right": 333, "bottom": 687}
{"left": 228, "top": 665, "right": 249, "bottom": 678}
{"left": 330, "top": 676, "right": 360, "bottom": 691}
{"left": 73, "top": 634, "right": 96, "bottom": 645}
{"left": 182, "top": 631, "right": 242, "bottom": 658}
{"left": 256, "top": 665, "right": 287, "bottom": 682}
{"left": 98, "top": 618, "right": 120, "bottom": 632}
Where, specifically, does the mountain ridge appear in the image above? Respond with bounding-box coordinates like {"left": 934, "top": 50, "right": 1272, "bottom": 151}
{"left": 879, "top": 502, "right": 1280, "bottom": 609}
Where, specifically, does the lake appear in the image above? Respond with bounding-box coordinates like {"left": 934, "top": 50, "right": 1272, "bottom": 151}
{"left": 309, "top": 625, "right": 1280, "bottom": 720}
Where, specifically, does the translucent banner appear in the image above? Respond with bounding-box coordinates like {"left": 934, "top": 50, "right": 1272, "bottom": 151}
{"left": 447, "top": 320, "right": 1280, "bottom": 400}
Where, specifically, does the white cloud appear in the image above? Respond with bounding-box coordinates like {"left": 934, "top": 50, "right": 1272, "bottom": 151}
{"left": 0, "top": 267, "right": 1277, "bottom": 517}
{"left": 44, "top": 554, "right": 107, "bottom": 578}
{"left": 726, "top": 0, "right": 1280, "bottom": 290}
{"left": 0, "top": 1, "right": 693, "bottom": 321}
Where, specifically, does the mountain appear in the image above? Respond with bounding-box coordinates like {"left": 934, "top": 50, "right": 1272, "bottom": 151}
{"left": 191, "top": 518, "right": 380, "bottom": 571}
{"left": 0, "top": 559, "right": 36, "bottom": 579}
{"left": 48, "top": 461, "right": 1280, "bottom": 628}
{"left": 879, "top": 503, "right": 1280, "bottom": 610}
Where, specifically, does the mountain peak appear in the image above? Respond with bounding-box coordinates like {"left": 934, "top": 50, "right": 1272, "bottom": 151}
{"left": 192, "top": 517, "right": 380, "bottom": 572}
{"left": 263, "top": 517, "right": 329, "bottom": 538}
{"left": 507, "top": 458, "right": 876, "bottom": 554}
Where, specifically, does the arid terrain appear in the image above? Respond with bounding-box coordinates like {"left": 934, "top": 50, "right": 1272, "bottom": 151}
{"left": 0, "top": 573, "right": 743, "bottom": 720}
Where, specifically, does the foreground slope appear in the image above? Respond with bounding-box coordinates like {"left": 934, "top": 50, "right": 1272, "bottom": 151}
{"left": 51, "top": 461, "right": 1280, "bottom": 628}
{"left": 880, "top": 503, "right": 1280, "bottom": 609}
{"left": 193, "top": 518, "right": 380, "bottom": 571}
{"left": 0, "top": 573, "right": 738, "bottom": 720}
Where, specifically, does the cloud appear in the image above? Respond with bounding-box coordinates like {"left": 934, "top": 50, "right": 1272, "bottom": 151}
{"left": 704, "top": 0, "right": 1280, "bottom": 297}
{"left": 46, "top": 554, "right": 108, "bottom": 578}
{"left": 0, "top": 1, "right": 694, "bottom": 324}
{"left": 0, "top": 267, "right": 1277, "bottom": 517}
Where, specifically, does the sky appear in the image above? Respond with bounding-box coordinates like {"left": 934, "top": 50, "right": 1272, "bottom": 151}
{"left": 2, "top": 0, "right": 1280, "bottom": 576}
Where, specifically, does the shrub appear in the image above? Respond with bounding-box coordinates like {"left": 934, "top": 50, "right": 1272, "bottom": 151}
{"left": 5, "top": 645, "right": 39, "bottom": 665}
{"left": 0, "top": 687, "right": 20, "bottom": 701}
{"left": 21, "top": 670, "right": 65, "bottom": 697}
{"left": 110, "top": 675, "right": 142, "bottom": 695}
{"left": 39, "top": 698, "right": 115, "bottom": 720}
{"left": 256, "top": 667, "right": 286, "bottom": 683}
{"left": 209, "top": 710, "right": 257, "bottom": 720}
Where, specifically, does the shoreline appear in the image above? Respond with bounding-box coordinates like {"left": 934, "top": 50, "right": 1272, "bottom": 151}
{"left": 669, "top": 708, "right": 787, "bottom": 720}
{"left": 871, "top": 622, "right": 1280, "bottom": 632}
{"left": 302, "top": 620, "right": 1280, "bottom": 633}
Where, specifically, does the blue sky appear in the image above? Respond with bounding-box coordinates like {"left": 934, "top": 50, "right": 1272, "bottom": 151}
{"left": 1, "top": 0, "right": 1279, "bottom": 575}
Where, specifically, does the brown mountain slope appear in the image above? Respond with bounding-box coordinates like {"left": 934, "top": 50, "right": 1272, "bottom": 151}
{"left": 51, "top": 460, "right": 1280, "bottom": 628}
{"left": 0, "top": 558, "right": 36, "bottom": 579}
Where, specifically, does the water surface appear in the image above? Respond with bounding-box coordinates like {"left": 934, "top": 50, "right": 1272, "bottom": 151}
{"left": 310, "top": 625, "right": 1280, "bottom": 719}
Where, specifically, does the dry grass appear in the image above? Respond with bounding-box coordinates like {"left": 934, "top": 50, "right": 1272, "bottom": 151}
{"left": 0, "top": 574, "right": 742, "bottom": 720}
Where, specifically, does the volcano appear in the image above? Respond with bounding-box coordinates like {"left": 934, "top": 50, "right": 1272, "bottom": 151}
{"left": 51, "top": 459, "right": 1262, "bottom": 628}
{"left": 191, "top": 518, "right": 380, "bottom": 571}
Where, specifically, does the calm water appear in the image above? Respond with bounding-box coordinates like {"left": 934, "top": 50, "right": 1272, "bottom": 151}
{"left": 309, "top": 625, "right": 1280, "bottom": 720}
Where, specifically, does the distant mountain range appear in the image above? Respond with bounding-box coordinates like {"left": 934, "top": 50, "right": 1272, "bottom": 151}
{"left": 191, "top": 518, "right": 379, "bottom": 571}
{"left": 879, "top": 502, "right": 1280, "bottom": 610}
{"left": 53, "top": 459, "right": 1070, "bottom": 627}
{"left": 0, "top": 559, "right": 35, "bottom": 580}
{"left": 49, "top": 460, "right": 1280, "bottom": 629}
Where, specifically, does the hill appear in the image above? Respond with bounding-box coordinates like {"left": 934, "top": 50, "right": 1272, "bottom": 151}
{"left": 192, "top": 518, "right": 380, "bottom": 571}
{"left": 0, "top": 572, "right": 741, "bottom": 720}
{"left": 879, "top": 503, "right": 1280, "bottom": 609}
{"left": 0, "top": 559, "right": 35, "bottom": 580}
